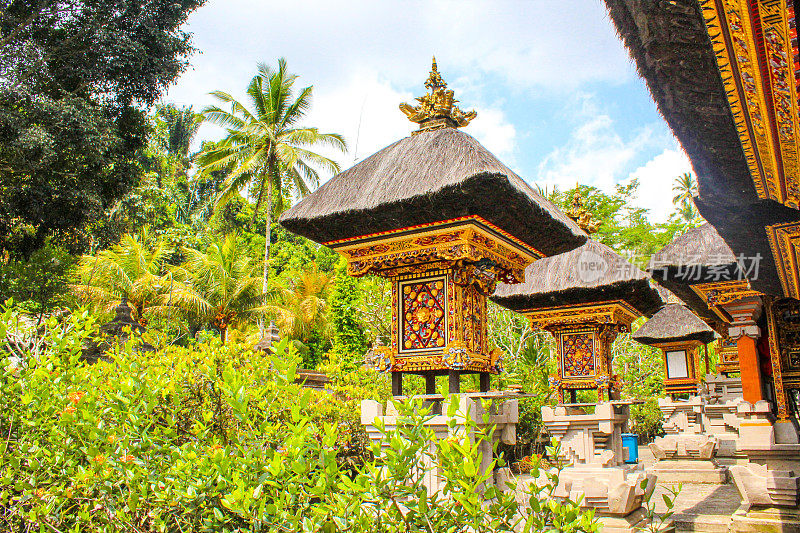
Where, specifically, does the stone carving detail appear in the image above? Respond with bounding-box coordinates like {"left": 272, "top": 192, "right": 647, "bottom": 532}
{"left": 541, "top": 402, "right": 656, "bottom": 521}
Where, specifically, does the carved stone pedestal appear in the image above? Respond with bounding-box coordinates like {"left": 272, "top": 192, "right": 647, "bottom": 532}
{"left": 703, "top": 374, "right": 745, "bottom": 457}
{"left": 729, "top": 401, "right": 800, "bottom": 533}
{"left": 729, "top": 506, "right": 800, "bottom": 533}
{"left": 361, "top": 394, "right": 518, "bottom": 494}
{"left": 653, "top": 397, "right": 728, "bottom": 482}
{"left": 542, "top": 402, "right": 671, "bottom": 533}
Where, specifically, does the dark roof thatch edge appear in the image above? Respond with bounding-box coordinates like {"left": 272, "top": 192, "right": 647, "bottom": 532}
{"left": 632, "top": 303, "right": 716, "bottom": 346}
{"left": 601, "top": 0, "right": 758, "bottom": 207}
{"left": 281, "top": 171, "right": 588, "bottom": 256}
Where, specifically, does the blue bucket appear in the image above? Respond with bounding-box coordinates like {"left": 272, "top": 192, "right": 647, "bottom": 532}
{"left": 621, "top": 433, "right": 639, "bottom": 464}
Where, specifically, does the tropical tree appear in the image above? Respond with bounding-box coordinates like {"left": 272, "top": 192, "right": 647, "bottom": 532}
{"left": 71, "top": 229, "right": 170, "bottom": 321}
{"left": 197, "top": 58, "right": 346, "bottom": 332}
{"left": 265, "top": 263, "right": 333, "bottom": 345}
{"left": 672, "top": 172, "right": 698, "bottom": 222}
{"left": 169, "top": 234, "right": 263, "bottom": 344}
{"left": 157, "top": 104, "right": 203, "bottom": 159}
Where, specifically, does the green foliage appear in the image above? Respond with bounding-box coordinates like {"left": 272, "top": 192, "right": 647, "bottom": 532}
{"left": 0, "top": 239, "right": 75, "bottom": 318}
{"left": 548, "top": 181, "right": 687, "bottom": 268}
{"left": 0, "top": 0, "right": 205, "bottom": 256}
{"left": 0, "top": 304, "right": 598, "bottom": 532}
{"left": 198, "top": 58, "right": 347, "bottom": 299}
{"left": 170, "top": 234, "right": 264, "bottom": 344}
{"left": 327, "top": 258, "right": 368, "bottom": 371}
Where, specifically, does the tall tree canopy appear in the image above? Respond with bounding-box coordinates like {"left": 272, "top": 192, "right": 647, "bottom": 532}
{"left": 0, "top": 0, "right": 205, "bottom": 256}
{"left": 198, "top": 58, "right": 346, "bottom": 328}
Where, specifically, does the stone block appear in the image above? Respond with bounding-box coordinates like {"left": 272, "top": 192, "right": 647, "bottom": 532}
{"left": 729, "top": 506, "right": 800, "bottom": 533}
{"left": 648, "top": 459, "right": 728, "bottom": 483}
{"left": 730, "top": 462, "right": 799, "bottom": 508}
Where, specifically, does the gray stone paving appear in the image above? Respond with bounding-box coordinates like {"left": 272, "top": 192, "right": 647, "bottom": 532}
{"left": 640, "top": 446, "right": 742, "bottom": 533}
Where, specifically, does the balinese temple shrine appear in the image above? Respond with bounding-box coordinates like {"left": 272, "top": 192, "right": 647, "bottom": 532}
{"left": 279, "top": 59, "right": 586, "bottom": 396}
{"left": 649, "top": 224, "right": 748, "bottom": 380}
{"left": 632, "top": 303, "right": 716, "bottom": 398}
{"left": 603, "top": 1, "right": 800, "bottom": 527}
{"left": 491, "top": 211, "right": 664, "bottom": 403}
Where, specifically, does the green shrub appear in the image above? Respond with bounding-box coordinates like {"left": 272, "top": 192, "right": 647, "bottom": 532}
{"left": 1, "top": 305, "right": 597, "bottom": 532}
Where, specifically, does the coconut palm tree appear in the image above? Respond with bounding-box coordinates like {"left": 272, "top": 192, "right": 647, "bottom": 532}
{"left": 169, "top": 234, "right": 263, "bottom": 344}
{"left": 672, "top": 172, "right": 698, "bottom": 221}
{"left": 197, "top": 59, "right": 346, "bottom": 329}
{"left": 264, "top": 263, "right": 333, "bottom": 343}
{"left": 71, "top": 229, "right": 169, "bottom": 321}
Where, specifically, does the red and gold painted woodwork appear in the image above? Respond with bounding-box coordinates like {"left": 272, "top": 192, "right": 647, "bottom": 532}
{"left": 699, "top": 0, "right": 800, "bottom": 208}
{"left": 691, "top": 279, "right": 763, "bottom": 323}
{"left": 328, "top": 217, "right": 540, "bottom": 375}
{"left": 716, "top": 333, "right": 741, "bottom": 374}
{"left": 700, "top": 0, "right": 800, "bottom": 302}
{"left": 655, "top": 340, "right": 704, "bottom": 397}
{"left": 766, "top": 297, "right": 800, "bottom": 419}
{"left": 523, "top": 301, "right": 640, "bottom": 403}
{"left": 766, "top": 220, "right": 800, "bottom": 299}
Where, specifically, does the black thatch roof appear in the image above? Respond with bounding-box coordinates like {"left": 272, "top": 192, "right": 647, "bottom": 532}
{"left": 490, "top": 240, "right": 664, "bottom": 316}
{"left": 632, "top": 303, "right": 716, "bottom": 346}
{"left": 602, "top": 0, "right": 756, "bottom": 209}
{"left": 279, "top": 127, "right": 586, "bottom": 256}
{"left": 602, "top": 0, "right": 800, "bottom": 298}
{"left": 649, "top": 224, "right": 734, "bottom": 324}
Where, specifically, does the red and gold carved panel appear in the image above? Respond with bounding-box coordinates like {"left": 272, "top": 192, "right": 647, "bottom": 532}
{"left": 561, "top": 331, "right": 596, "bottom": 379}
{"left": 399, "top": 276, "right": 447, "bottom": 352}
{"left": 699, "top": 0, "right": 800, "bottom": 207}
{"left": 716, "top": 335, "right": 740, "bottom": 374}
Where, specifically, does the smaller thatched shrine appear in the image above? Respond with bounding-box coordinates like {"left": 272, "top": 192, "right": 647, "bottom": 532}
{"left": 649, "top": 223, "right": 757, "bottom": 376}
{"left": 492, "top": 237, "right": 664, "bottom": 402}
{"left": 632, "top": 303, "right": 715, "bottom": 397}
{"left": 280, "top": 59, "right": 586, "bottom": 395}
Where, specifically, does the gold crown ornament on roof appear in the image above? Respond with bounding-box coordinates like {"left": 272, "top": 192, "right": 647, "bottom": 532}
{"left": 400, "top": 57, "right": 477, "bottom": 132}
{"left": 566, "top": 187, "right": 600, "bottom": 234}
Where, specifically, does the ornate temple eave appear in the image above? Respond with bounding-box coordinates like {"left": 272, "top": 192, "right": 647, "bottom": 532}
{"left": 522, "top": 300, "right": 640, "bottom": 331}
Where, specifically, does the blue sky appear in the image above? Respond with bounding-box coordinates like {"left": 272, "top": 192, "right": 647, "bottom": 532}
{"left": 165, "top": 0, "right": 692, "bottom": 222}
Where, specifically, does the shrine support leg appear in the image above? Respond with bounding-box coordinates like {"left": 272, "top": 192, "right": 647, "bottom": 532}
{"left": 448, "top": 370, "right": 460, "bottom": 394}
{"left": 391, "top": 373, "right": 403, "bottom": 396}
{"left": 479, "top": 373, "right": 490, "bottom": 392}
{"left": 425, "top": 373, "right": 436, "bottom": 395}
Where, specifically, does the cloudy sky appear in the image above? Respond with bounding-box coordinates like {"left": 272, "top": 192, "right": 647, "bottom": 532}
{"left": 165, "top": 0, "right": 692, "bottom": 222}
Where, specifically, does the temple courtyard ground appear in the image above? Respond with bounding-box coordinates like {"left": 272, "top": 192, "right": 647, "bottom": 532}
{"left": 640, "top": 446, "right": 742, "bottom": 532}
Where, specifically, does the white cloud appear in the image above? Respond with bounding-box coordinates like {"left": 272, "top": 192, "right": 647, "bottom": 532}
{"left": 536, "top": 110, "right": 654, "bottom": 193}
{"left": 166, "top": 0, "right": 632, "bottom": 157}
{"left": 626, "top": 148, "right": 693, "bottom": 223}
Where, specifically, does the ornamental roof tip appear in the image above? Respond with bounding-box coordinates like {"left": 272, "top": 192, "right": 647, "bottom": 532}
{"left": 400, "top": 56, "right": 477, "bottom": 133}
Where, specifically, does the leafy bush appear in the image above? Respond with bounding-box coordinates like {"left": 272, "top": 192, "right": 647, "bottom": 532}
{"left": 1, "top": 305, "right": 597, "bottom": 532}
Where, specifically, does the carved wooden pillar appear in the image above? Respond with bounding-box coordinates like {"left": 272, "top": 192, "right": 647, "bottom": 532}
{"left": 724, "top": 296, "right": 764, "bottom": 405}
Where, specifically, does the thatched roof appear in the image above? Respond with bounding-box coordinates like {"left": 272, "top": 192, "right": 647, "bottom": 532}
{"left": 650, "top": 223, "right": 737, "bottom": 280}
{"left": 632, "top": 303, "right": 716, "bottom": 346}
{"left": 601, "top": 0, "right": 756, "bottom": 209}
{"left": 601, "top": 0, "right": 800, "bottom": 298}
{"left": 279, "top": 127, "right": 587, "bottom": 256}
{"left": 491, "top": 240, "right": 664, "bottom": 316}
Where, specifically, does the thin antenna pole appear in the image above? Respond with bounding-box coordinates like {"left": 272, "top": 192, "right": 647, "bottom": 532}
{"left": 353, "top": 95, "right": 367, "bottom": 163}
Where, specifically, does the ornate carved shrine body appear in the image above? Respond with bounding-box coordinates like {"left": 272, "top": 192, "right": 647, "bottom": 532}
{"left": 530, "top": 302, "right": 637, "bottom": 403}
{"left": 280, "top": 60, "right": 587, "bottom": 397}
{"left": 328, "top": 216, "right": 539, "bottom": 393}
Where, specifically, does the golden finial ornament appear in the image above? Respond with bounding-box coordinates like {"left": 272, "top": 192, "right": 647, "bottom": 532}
{"left": 566, "top": 186, "right": 600, "bottom": 234}
{"left": 400, "top": 56, "right": 477, "bottom": 133}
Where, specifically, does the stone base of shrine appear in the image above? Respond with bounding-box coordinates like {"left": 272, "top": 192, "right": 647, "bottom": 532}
{"left": 729, "top": 506, "right": 800, "bottom": 533}
{"left": 361, "top": 394, "right": 518, "bottom": 494}
{"left": 648, "top": 459, "right": 728, "bottom": 484}
{"left": 595, "top": 508, "right": 675, "bottom": 533}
